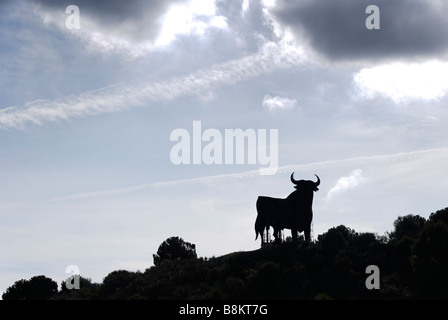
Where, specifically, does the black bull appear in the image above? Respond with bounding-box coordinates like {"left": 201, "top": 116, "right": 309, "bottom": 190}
{"left": 255, "top": 173, "right": 320, "bottom": 244}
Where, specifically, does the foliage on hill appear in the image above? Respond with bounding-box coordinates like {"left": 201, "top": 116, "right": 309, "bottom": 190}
{"left": 3, "top": 208, "right": 448, "bottom": 300}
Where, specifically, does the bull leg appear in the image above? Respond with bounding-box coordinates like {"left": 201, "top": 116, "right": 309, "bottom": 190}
{"left": 304, "top": 225, "right": 311, "bottom": 242}
{"left": 273, "top": 227, "right": 281, "bottom": 243}
{"left": 259, "top": 225, "right": 271, "bottom": 245}
{"left": 292, "top": 229, "right": 298, "bottom": 243}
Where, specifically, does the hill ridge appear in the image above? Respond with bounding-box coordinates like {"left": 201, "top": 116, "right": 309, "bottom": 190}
{"left": 3, "top": 207, "right": 448, "bottom": 300}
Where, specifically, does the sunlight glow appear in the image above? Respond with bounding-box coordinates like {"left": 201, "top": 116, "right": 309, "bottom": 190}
{"left": 354, "top": 60, "right": 448, "bottom": 103}
{"left": 155, "top": 0, "right": 227, "bottom": 47}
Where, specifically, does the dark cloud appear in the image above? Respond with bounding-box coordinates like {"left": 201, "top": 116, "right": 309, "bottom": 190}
{"left": 35, "top": 0, "right": 148, "bottom": 21}
{"left": 32, "top": 0, "right": 187, "bottom": 41}
{"left": 272, "top": 0, "right": 448, "bottom": 61}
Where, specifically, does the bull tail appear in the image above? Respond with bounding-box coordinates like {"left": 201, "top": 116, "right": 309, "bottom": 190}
{"left": 255, "top": 197, "right": 261, "bottom": 240}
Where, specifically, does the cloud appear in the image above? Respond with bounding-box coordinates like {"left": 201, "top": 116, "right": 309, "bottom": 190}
{"left": 35, "top": 0, "right": 171, "bottom": 39}
{"left": 155, "top": 0, "right": 228, "bottom": 47}
{"left": 262, "top": 95, "right": 297, "bottom": 111}
{"left": 326, "top": 169, "right": 364, "bottom": 200}
{"left": 353, "top": 60, "right": 448, "bottom": 103}
{"left": 0, "top": 41, "right": 307, "bottom": 130}
{"left": 34, "top": 0, "right": 228, "bottom": 57}
{"left": 241, "top": 0, "right": 250, "bottom": 16}
{"left": 271, "top": 0, "right": 448, "bottom": 61}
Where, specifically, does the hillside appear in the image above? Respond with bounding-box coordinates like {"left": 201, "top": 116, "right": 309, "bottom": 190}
{"left": 3, "top": 208, "right": 448, "bottom": 300}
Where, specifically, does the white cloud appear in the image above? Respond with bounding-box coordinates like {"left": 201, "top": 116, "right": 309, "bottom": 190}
{"left": 353, "top": 60, "right": 448, "bottom": 103}
{"left": 326, "top": 169, "right": 365, "bottom": 200}
{"left": 154, "top": 0, "right": 228, "bottom": 47}
{"left": 262, "top": 95, "right": 297, "bottom": 111}
{"left": 37, "top": 0, "right": 228, "bottom": 57}
{"left": 241, "top": 0, "right": 250, "bottom": 16}
{"left": 261, "top": 0, "right": 277, "bottom": 9}
{"left": 0, "top": 41, "right": 307, "bottom": 130}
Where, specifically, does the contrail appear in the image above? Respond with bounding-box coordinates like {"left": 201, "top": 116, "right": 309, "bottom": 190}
{"left": 0, "top": 42, "right": 307, "bottom": 130}
{"left": 54, "top": 147, "right": 448, "bottom": 201}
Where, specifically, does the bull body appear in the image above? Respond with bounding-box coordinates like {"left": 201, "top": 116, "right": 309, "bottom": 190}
{"left": 255, "top": 173, "right": 319, "bottom": 244}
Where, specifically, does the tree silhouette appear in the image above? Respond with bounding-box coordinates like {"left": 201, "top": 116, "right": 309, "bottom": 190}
{"left": 153, "top": 236, "right": 197, "bottom": 266}
{"left": 388, "top": 214, "right": 426, "bottom": 243}
{"left": 101, "top": 270, "right": 142, "bottom": 299}
{"left": 412, "top": 217, "right": 448, "bottom": 298}
{"left": 2, "top": 275, "right": 57, "bottom": 300}
{"left": 388, "top": 215, "right": 426, "bottom": 279}
{"left": 428, "top": 207, "right": 448, "bottom": 225}
{"left": 56, "top": 276, "right": 101, "bottom": 300}
{"left": 317, "top": 225, "right": 356, "bottom": 255}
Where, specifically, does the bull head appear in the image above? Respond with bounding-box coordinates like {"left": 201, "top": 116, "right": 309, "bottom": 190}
{"left": 290, "top": 172, "right": 320, "bottom": 191}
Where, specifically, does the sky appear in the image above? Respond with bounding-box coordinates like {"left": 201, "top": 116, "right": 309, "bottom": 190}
{"left": 2, "top": 0, "right": 448, "bottom": 294}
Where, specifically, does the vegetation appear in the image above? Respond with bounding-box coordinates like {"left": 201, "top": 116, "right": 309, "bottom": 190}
{"left": 152, "top": 236, "right": 197, "bottom": 267}
{"left": 2, "top": 275, "right": 58, "bottom": 300}
{"left": 3, "top": 209, "right": 448, "bottom": 300}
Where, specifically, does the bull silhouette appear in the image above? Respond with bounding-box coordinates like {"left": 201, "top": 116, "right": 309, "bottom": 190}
{"left": 255, "top": 173, "right": 320, "bottom": 244}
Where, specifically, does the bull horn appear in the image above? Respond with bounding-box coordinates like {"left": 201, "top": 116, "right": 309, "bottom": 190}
{"left": 314, "top": 174, "right": 321, "bottom": 186}
{"left": 290, "top": 172, "right": 299, "bottom": 184}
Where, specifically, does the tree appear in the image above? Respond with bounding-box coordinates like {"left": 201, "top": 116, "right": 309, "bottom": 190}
{"left": 428, "top": 207, "right": 448, "bottom": 225}
{"left": 153, "top": 236, "right": 197, "bottom": 266}
{"left": 412, "top": 217, "right": 448, "bottom": 298}
{"left": 56, "top": 276, "right": 101, "bottom": 300}
{"left": 2, "top": 275, "right": 58, "bottom": 300}
{"left": 101, "top": 270, "right": 141, "bottom": 299}
{"left": 387, "top": 215, "right": 426, "bottom": 279}
{"left": 388, "top": 214, "right": 426, "bottom": 243}
{"left": 317, "top": 225, "right": 356, "bottom": 255}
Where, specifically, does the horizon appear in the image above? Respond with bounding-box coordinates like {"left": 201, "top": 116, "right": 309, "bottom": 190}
{"left": 2, "top": 0, "right": 448, "bottom": 296}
